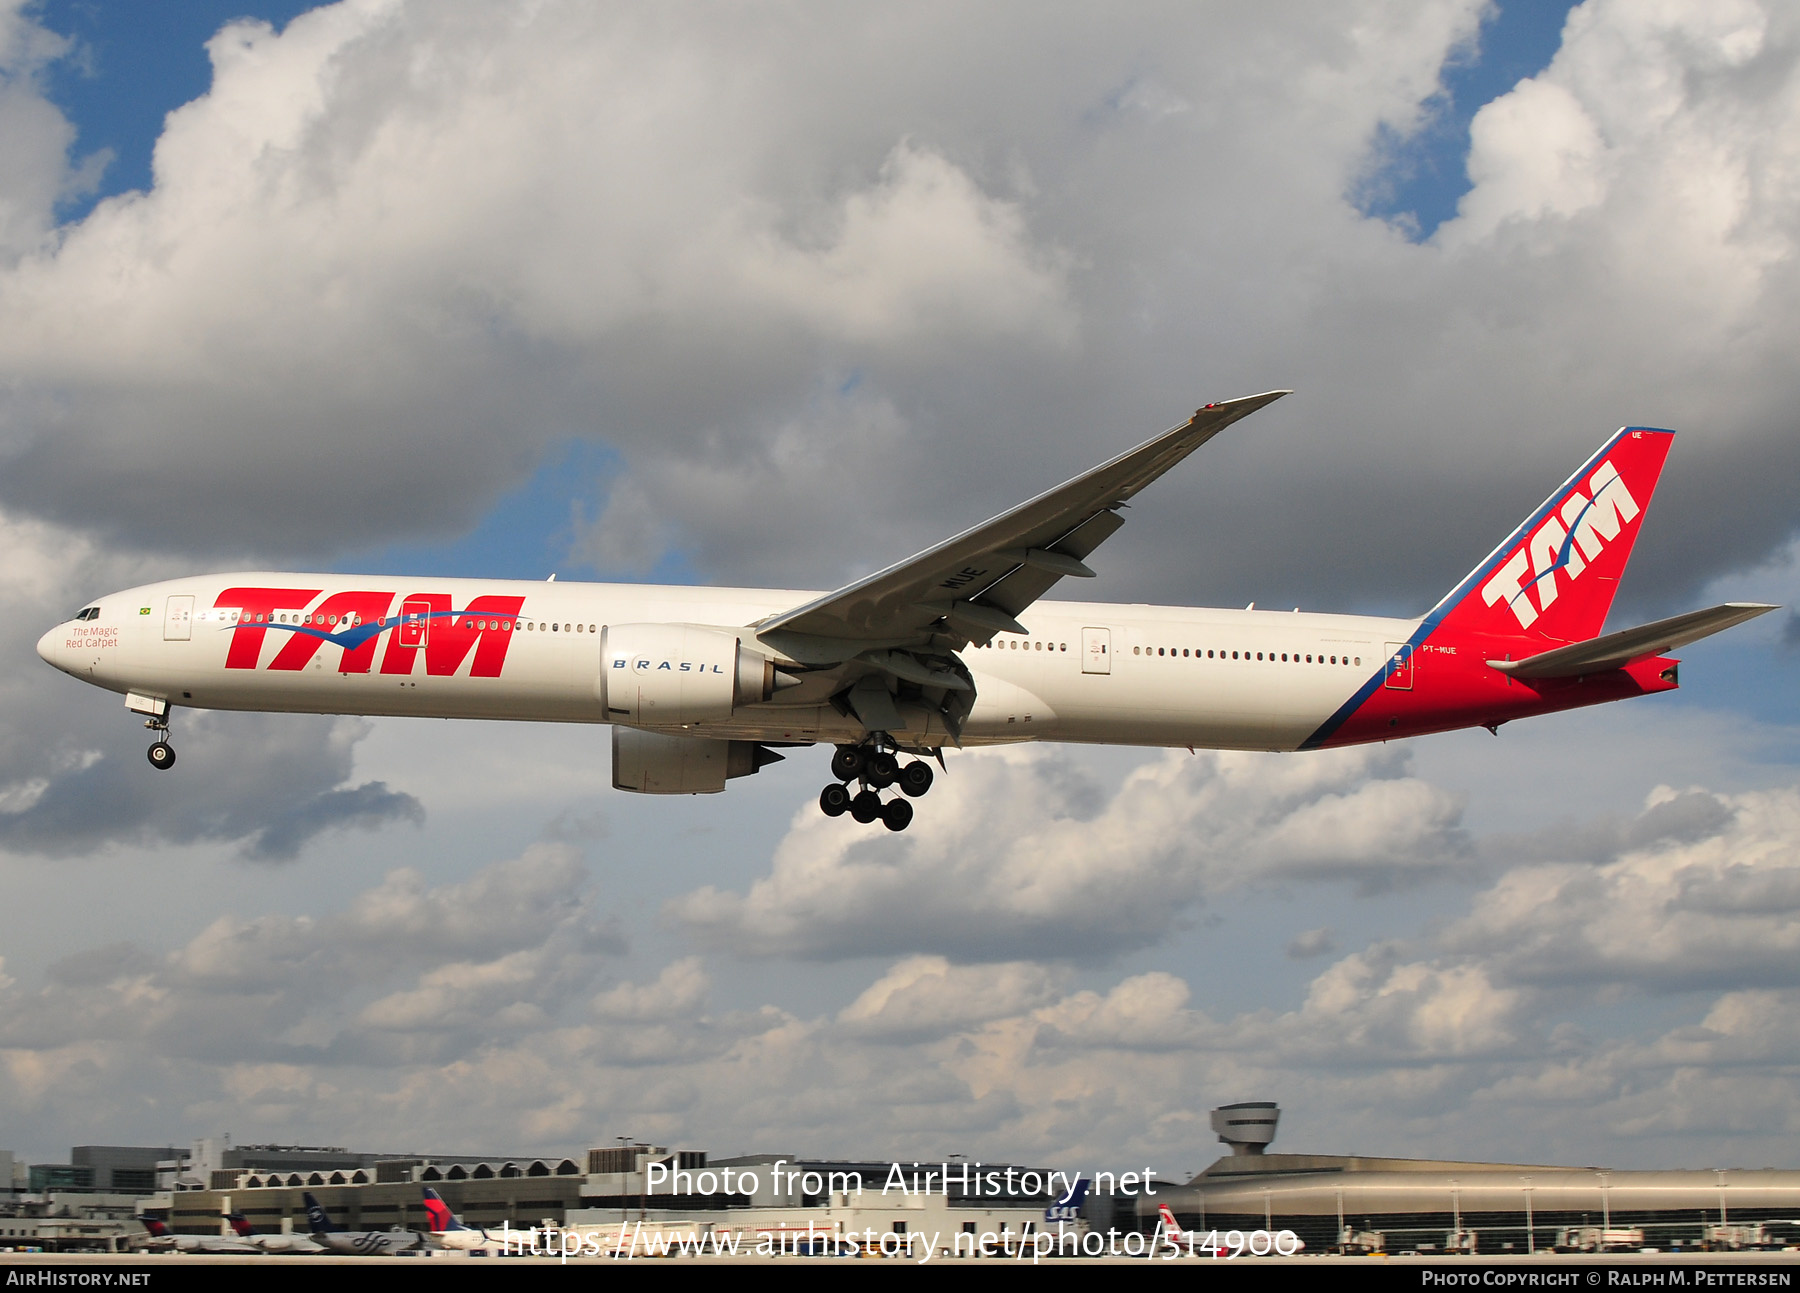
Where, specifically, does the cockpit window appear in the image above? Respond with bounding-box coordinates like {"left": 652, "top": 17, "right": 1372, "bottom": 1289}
{"left": 73, "top": 607, "right": 100, "bottom": 622}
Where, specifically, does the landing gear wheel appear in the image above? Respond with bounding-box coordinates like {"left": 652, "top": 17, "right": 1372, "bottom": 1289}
{"left": 147, "top": 741, "right": 176, "bottom": 770}
{"left": 881, "top": 798, "right": 913, "bottom": 832}
{"left": 819, "top": 783, "right": 851, "bottom": 817}
{"left": 866, "top": 751, "right": 899, "bottom": 789}
{"left": 849, "top": 789, "right": 882, "bottom": 824}
{"left": 830, "top": 746, "right": 867, "bottom": 782}
{"left": 897, "top": 760, "right": 934, "bottom": 797}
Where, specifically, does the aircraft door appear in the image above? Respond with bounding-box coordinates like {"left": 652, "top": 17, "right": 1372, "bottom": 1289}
{"left": 1383, "top": 641, "right": 1414, "bottom": 690}
{"left": 163, "top": 595, "right": 193, "bottom": 641}
{"left": 398, "top": 597, "right": 432, "bottom": 647}
{"left": 1081, "top": 626, "right": 1111, "bottom": 675}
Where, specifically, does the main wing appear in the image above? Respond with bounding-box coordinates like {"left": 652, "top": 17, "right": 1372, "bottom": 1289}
{"left": 756, "top": 391, "right": 1288, "bottom": 664}
{"left": 750, "top": 391, "right": 1288, "bottom": 743}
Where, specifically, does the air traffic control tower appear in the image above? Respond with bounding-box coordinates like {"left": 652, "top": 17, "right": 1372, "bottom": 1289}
{"left": 1210, "top": 1101, "right": 1280, "bottom": 1156}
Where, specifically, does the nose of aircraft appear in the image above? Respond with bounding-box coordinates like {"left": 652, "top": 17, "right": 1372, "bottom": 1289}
{"left": 36, "top": 624, "right": 62, "bottom": 668}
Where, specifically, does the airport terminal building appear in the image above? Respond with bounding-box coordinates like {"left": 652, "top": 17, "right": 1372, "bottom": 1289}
{"left": 13, "top": 1108, "right": 1800, "bottom": 1254}
{"left": 1142, "top": 1103, "right": 1800, "bottom": 1254}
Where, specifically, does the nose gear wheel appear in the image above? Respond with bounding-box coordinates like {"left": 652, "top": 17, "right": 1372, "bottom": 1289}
{"left": 144, "top": 713, "right": 176, "bottom": 771}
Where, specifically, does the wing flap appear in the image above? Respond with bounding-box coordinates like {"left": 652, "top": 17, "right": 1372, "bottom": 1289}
{"left": 1488, "top": 602, "right": 1777, "bottom": 679}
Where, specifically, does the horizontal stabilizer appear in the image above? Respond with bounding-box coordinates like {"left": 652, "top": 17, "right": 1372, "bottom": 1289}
{"left": 1488, "top": 603, "right": 1777, "bottom": 679}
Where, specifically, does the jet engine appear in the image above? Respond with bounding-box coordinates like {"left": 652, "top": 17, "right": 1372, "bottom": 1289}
{"left": 599, "top": 624, "right": 781, "bottom": 725}
{"left": 612, "top": 728, "right": 784, "bottom": 794}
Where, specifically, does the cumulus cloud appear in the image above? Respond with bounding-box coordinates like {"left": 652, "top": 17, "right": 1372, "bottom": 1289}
{"left": 672, "top": 745, "right": 1469, "bottom": 961}
{"left": 1445, "top": 782, "right": 1800, "bottom": 992}
{"left": 0, "top": 0, "right": 1790, "bottom": 607}
{"left": 4, "top": 783, "right": 1800, "bottom": 1167}
{"left": 0, "top": 845, "right": 622, "bottom": 1081}
{"left": 836, "top": 957, "right": 1066, "bottom": 1041}
{"left": 0, "top": 4, "right": 1078, "bottom": 563}
{"left": 4, "top": 916, "right": 1516, "bottom": 1164}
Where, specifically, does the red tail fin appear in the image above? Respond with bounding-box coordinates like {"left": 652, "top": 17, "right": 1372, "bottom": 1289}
{"left": 1428, "top": 428, "right": 1673, "bottom": 644}
{"left": 422, "top": 1189, "right": 454, "bottom": 1233}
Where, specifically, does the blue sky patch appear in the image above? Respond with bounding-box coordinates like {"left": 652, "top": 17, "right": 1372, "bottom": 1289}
{"left": 334, "top": 440, "right": 700, "bottom": 586}
{"left": 1356, "top": 0, "right": 1581, "bottom": 241}
{"left": 40, "top": 0, "right": 318, "bottom": 220}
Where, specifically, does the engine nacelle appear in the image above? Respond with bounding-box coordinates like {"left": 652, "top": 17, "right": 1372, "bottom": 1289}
{"left": 612, "top": 729, "right": 783, "bottom": 794}
{"left": 599, "top": 623, "right": 778, "bottom": 725}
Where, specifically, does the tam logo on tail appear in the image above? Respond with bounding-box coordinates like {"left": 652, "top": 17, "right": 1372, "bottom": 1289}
{"left": 1433, "top": 428, "right": 1673, "bottom": 644}
{"left": 1482, "top": 457, "right": 1639, "bottom": 631}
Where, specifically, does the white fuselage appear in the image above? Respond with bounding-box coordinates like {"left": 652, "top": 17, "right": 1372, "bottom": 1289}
{"left": 40, "top": 573, "right": 1417, "bottom": 753}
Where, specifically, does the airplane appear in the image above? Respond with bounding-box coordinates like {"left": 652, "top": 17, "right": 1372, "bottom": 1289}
{"left": 419, "top": 1187, "right": 505, "bottom": 1252}
{"left": 137, "top": 1217, "right": 262, "bottom": 1254}
{"left": 1044, "top": 1177, "right": 1089, "bottom": 1226}
{"left": 226, "top": 1212, "right": 327, "bottom": 1253}
{"left": 35, "top": 392, "right": 1776, "bottom": 831}
{"left": 301, "top": 1191, "right": 420, "bottom": 1255}
{"left": 1155, "top": 1201, "right": 1201, "bottom": 1255}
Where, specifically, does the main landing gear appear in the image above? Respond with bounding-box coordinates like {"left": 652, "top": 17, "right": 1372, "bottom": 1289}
{"left": 818, "top": 742, "right": 936, "bottom": 831}
{"left": 146, "top": 714, "right": 176, "bottom": 770}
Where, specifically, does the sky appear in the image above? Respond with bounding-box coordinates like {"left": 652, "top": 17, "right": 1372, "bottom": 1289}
{"left": 1, "top": 0, "right": 1798, "bottom": 1176}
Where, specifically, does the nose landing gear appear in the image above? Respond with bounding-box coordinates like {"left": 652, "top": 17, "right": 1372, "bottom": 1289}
{"left": 818, "top": 741, "right": 934, "bottom": 830}
{"left": 144, "top": 713, "right": 176, "bottom": 770}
